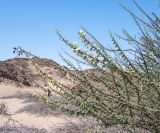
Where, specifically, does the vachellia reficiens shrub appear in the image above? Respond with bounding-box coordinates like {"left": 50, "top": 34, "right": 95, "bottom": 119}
{"left": 13, "top": 0, "right": 160, "bottom": 132}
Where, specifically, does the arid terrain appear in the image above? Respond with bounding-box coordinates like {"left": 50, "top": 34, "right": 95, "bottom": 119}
{"left": 0, "top": 58, "right": 105, "bottom": 133}
{"left": 0, "top": 58, "right": 150, "bottom": 133}
{"left": 0, "top": 58, "right": 86, "bottom": 133}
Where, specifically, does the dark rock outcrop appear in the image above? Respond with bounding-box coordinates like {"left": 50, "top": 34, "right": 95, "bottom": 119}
{"left": 0, "top": 58, "right": 69, "bottom": 86}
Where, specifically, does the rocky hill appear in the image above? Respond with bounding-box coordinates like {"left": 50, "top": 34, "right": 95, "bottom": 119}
{"left": 0, "top": 57, "right": 70, "bottom": 87}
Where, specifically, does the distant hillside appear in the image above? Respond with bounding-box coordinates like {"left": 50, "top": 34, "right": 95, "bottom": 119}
{"left": 0, "top": 57, "right": 69, "bottom": 86}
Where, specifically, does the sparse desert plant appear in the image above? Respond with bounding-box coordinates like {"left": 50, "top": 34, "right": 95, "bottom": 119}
{"left": 13, "top": 0, "right": 160, "bottom": 132}
{"left": 0, "top": 103, "right": 8, "bottom": 116}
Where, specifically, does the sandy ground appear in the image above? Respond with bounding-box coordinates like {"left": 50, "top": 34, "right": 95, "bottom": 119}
{"left": 0, "top": 83, "right": 82, "bottom": 132}
{"left": 0, "top": 82, "right": 151, "bottom": 133}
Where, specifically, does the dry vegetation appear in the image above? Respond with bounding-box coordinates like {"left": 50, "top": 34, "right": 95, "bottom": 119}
{"left": 0, "top": 0, "right": 160, "bottom": 132}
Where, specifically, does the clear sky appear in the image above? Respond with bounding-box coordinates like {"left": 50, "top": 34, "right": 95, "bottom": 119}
{"left": 0, "top": 0, "right": 159, "bottom": 65}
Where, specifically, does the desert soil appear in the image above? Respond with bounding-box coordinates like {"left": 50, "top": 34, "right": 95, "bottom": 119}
{"left": 0, "top": 83, "right": 83, "bottom": 133}
{"left": 0, "top": 82, "right": 151, "bottom": 133}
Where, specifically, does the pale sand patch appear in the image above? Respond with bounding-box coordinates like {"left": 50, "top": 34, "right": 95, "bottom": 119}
{"left": 0, "top": 84, "right": 81, "bottom": 131}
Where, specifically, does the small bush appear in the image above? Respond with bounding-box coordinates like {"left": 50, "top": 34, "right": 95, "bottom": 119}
{"left": 14, "top": 0, "right": 160, "bottom": 132}
{"left": 0, "top": 103, "right": 8, "bottom": 115}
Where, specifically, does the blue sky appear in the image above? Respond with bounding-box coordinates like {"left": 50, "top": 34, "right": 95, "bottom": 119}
{"left": 0, "top": 0, "right": 159, "bottom": 65}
